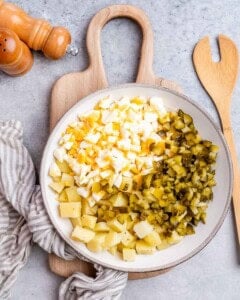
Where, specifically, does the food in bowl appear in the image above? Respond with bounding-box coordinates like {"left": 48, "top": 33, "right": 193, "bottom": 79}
{"left": 48, "top": 96, "right": 219, "bottom": 261}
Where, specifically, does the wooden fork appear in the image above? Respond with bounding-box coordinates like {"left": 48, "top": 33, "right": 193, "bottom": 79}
{"left": 193, "top": 34, "right": 240, "bottom": 244}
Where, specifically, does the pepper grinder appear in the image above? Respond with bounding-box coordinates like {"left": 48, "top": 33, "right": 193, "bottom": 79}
{"left": 0, "top": 27, "right": 33, "bottom": 76}
{"left": 0, "top": 0, "right": 78, "bottom": 59}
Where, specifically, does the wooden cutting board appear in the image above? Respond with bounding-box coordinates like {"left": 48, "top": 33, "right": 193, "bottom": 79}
{"left": 49, "top": 4, "right": 182, "bottom": 280}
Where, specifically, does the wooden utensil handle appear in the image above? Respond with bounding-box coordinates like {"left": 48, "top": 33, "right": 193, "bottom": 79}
{"left": 216, "top": 102, "right": 240, "bottom": 243}
{"left": 222, "top": 115, "right": 240, "bottom": 243}
{"left": 86, "top": 4, "right": 155, "bottom": 85}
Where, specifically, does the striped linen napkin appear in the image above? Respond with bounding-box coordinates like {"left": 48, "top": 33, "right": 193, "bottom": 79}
{"left": 0, "top": 120, "right": 127, "bottom": 299}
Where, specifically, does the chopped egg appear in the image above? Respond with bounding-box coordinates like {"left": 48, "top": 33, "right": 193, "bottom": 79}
{"left": 108, "top": 136, "right": 117, "bottom": 143}
{"left": 87, "top": 170, "right": 99, "bottom": 179}
{"left": 64, "top": 142, "right": 73, "bottom": 150}
{"left": 99, "top": 97, "right": 114, "bottom": 109}
{"left": 60, "top": 134, "right": 72, "bottom": 143}
{"left": 85, "top": 132, "right": 101, "bottom": 144}
{"left": 96, "top": 157, "right": 109, "bottom": 168}
{"left": 100, "top": 170, "right": 112, "bottom": 179}
{"left": 79, "top": 141, "right": 91, "bottom": 149}
{"left": 104, "top": 123, "right": 114, "bottom": 134}
{"left": 144, "top": 112, "right": 158, "bottom": 122}
{"left": 117, "top": 139, "right": 131, "bottom": 151}
{"left": 149, "top": 96, "right": 164, "bottom": 110}
{"left": 77, "top": 187, "right": 90, "bottom": 198}
{"left": 92, "top": 191, "right": 106, "bottom": 202}
{"left": 101, "top": 110, "right": 118, "bottom": 124}
{"left": 113, "top": 173, "right": 122, "bottom": 188}
{"left": 126, "top": 152, "right": 136, "bottom": 161}
{"left": 130, "top": 145, "right": 141, "bottom": 152}
{"left": 118, "top": 96, "right": 130, "bottom": 106}
{"left": 149, "top": 132, "right": 162, "bottom": 143}
{"left": 70, "top": 162, "right": 82, "bottom": 175}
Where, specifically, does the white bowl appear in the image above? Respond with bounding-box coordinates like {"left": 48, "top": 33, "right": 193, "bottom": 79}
{"left": 40, "top": 84, "right": 233, "bottom": 272}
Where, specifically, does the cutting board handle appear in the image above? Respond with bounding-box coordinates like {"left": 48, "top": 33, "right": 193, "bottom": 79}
{"left": 86, "top": 4, "right": 155, "bottom": 85}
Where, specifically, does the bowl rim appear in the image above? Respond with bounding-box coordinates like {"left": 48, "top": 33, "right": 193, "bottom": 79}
{"left": 40, "top": 83, "right": 233, "bottom": 272}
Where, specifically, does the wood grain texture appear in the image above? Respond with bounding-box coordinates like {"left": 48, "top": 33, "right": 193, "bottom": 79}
{"left": 193, "top": 34, "right": 240, "bottom": 244}
{"left": 49, "top": 4, "right": 182, "bottom": 280}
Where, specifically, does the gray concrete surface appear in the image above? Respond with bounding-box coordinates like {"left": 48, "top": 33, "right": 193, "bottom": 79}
{"left": 0, "top": 0, "right": 240, "bottom": 299}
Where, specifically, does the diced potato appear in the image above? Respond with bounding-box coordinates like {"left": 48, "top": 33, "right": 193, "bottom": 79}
{"left": 107, "top": 219, "right": 124, "bottom": 233}
{"left": 144, "top": 231, "right": 161, "bottom": 247}
{"left": 89, "top": 205, "right": 98, "bottom": 216}
{"left": 136, "top": 240, "right": 156, "bottom": 255}
{"left": 92, "top": 191, "right": 106, "bottom": 202}
{"left": 52, "top": 176, "right": 61, "bottom": 183}
{"left": 133, "top": 221, "right": 153, "bottom": 239}
{"left": 87, "top": 233, "right": 106, "bottom": 252}
{"left": 77, "top": 187, "right": 90, "bottom": 198}
{"left": 49, "top": 182, "right": 65, "bottom": 194}
{"left": 59, "top": 190, "right": 68, "bottom": 202}
{"left": 117, "top": 242, "right": 124, "bottom": 253}
{"left": 104, "top": 231, "right": 122, "bottom": 248}
{"left": 117, "top": 214, "right": 131, "bottom": 224}
{"left": 87, "top": 240, "right": 102, "bottom": 252}
{"left": 167, "top": 231, "right": 183, "bottom": 245}
{"left": 82, "top": 215, "right": 97, "bottom": 229}
{"left": 49, "top": 162, "right": 61, "bottom": 177}
{"left": 123, "top": 248, "right": 136, "bottom": 262}
{"left": 70, "top": 217, "right": 82, "bottom": 227}
{"left": 90, "top": 198, "right": 98, "bottom": 209}
{"left": 94, "top": 222, "right": 110, "bottom": 232}
{"left": 94, "top": 233, "right": 107, "bottom": 244}
{"left": 71, "top": 226, "right": 95, "bottom": 243}
{"left": 82, "top": 199, "right": 97, "bottom": 215}
{"left": 126, "top": 220, "right": 134, "bottom": 231}
{"left": 56, "top": 159, "right": 72, "bottom": 173}
{"left": 61, "top": 173, "right": 74, "bottom": 187}
{"left": 92, "top": 182, "right": 101, "bottom": 193}
{"left": 59, "top": 202, "right": 81, "bottom": 218}
{"left": 110, "top": 192, "right": 128, "bottom": 207}
{"left": 157, "top": 240, "right": 170, "bottom": 250}
{"left": 121, "top": 230, "right": 136, "bottom": 247}
{"left": 126, "top": 240, "right": 136, "bottom": 249}
{"left": 108, "top": 246, "right": 117, "bottom": 256}
{"left": 129, "top": 212, "right": 139, "bottom": 221}
{"left": 65, "top": 187, "right": 82, "bottom": 202}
